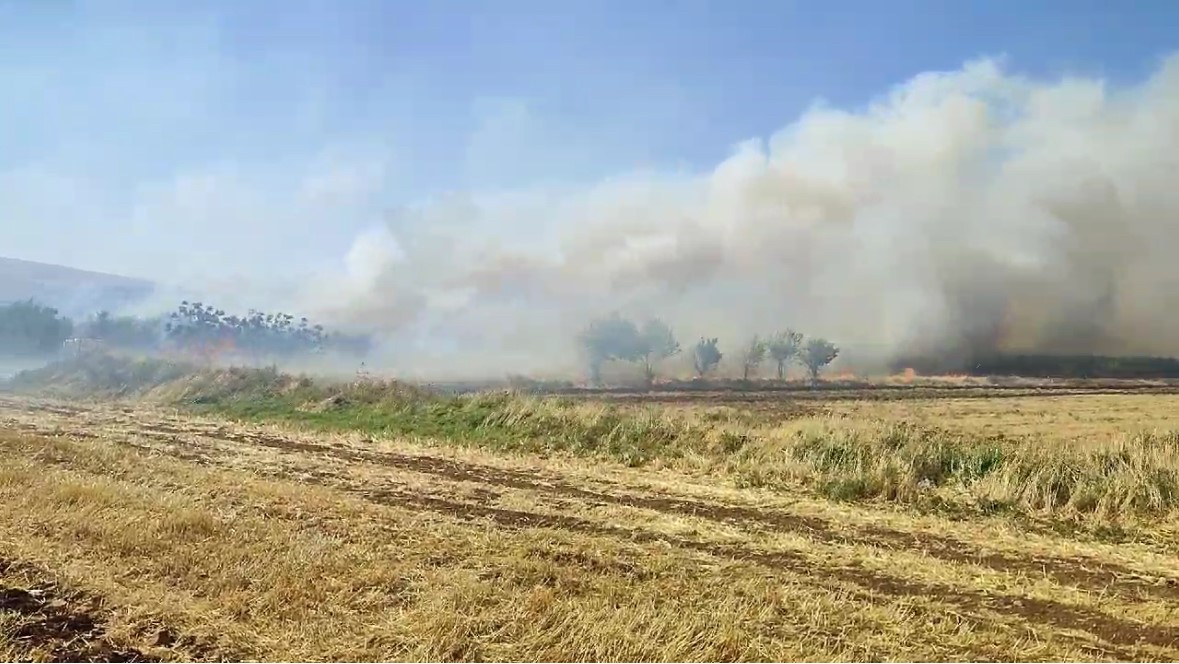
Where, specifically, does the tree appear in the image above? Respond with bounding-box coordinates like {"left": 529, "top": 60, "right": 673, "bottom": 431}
{"left": 82, "top": 311, "right": 162, "bottom": 350}
{"left": 802, "top": 337, "right": 839, "bottom": 382}
{"left": 692, "top": 337, "right": 723, "bottom": 377}
{"left": 0, "top": 300, "right": 74, "bottom": 357}
{"left": 636, "top": 318, "right": 680, "bottom": 386}
{"left": 90, "top": 310, "right": 113, "bottom": 339}
{"left": 163, "top": 300, "right": 369, "bottom": 364}
{"left": 578, "top": 314, "right": 644, "bottom": 385}
{"left": 767, "top": 329, "right": 803, "bottom": 380}
{"left": 740, "top": 335, "right": 768, "bottom": 380}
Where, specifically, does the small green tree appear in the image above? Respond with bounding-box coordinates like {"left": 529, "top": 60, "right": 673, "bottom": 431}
{"left": 802, "top": 337, "right": 839, "bottom": 382}
{"left": 578, "top": 313, "right": 643, "bottom": 385}
{"left": 767, "top": 329, "right": 803, "bottom": 380}
{"left": 636, "top": 318, "right": 680, "bottom": 386}
{"left": 692, "top": 337, "right": 723, "bottom": 378}
{"left": 740, "top": 335, "right": 768, "bottom": 380}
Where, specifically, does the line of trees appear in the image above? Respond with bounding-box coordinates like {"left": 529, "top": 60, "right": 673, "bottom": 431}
{"left": 578, "top": 314, "right": 682, "bottom": 386}
{"left": 0, "top": 298, "right": 371, "bottom": 362}
{"left": 578, "top": 314, "right": 840, "bottom": 385}
{"left": 893, "top": 352, "right": 1179, "bottom": 380}
{"left": 166, "top": 301, "right": 373, "bottom": 361}
{"left": 84, "top": 310, "right": 165, "bottom": 350}
{"left": 164, "top": 301, "right": 370, "bottom": 360}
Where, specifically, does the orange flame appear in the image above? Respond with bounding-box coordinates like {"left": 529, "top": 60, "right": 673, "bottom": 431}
{"left": 179, "top": 335, "right": 237, "bottom": 365}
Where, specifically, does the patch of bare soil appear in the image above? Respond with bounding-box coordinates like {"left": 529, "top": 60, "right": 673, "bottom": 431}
{"left": 0, "top": 561, "right": 152, "bottom": 663}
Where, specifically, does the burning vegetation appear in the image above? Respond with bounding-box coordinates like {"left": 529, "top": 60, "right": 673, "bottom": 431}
{"left": 0, "top": 298, "right": 369, "bottom": 367}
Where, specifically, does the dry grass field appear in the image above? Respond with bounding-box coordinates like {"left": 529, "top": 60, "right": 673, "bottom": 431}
{"left": 2, "top": 359, "right": 1179, "bottom": 661}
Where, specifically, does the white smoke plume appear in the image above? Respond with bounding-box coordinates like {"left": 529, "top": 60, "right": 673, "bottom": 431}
{"left": 302, "top": 54, "right": 1179, "bottom": 378}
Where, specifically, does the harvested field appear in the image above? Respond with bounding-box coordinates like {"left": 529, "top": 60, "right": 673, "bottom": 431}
{"left": 552, "top": 382, "right": 1179, "bottom": 406}
{"left": 4, "top": 357, "right": 1179, "bottom": 660}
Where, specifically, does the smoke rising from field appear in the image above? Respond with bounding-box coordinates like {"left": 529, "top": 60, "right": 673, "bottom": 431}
{"left": 300, "top": 54, "right": 1179, "bottom": 377}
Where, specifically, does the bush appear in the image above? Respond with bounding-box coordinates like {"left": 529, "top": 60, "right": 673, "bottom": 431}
{"left": 9, "top": 352, "right": 193, "bottom": 396}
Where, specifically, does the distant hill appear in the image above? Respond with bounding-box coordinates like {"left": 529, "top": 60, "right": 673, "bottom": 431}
{"left": 0, "top": 256, "right": 155, "bottom": 316}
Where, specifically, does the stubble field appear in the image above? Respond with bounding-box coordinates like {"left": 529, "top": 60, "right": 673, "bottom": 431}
{"left": 2, "top": 364, "right": 1179, "bottom": 661}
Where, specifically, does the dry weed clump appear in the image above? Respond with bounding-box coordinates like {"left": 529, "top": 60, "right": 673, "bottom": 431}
{"left": 730, "top": 420, "right": 1179, "bottom": 521}
{"left": 146, "top": 365, "right": 311, "bottom": 404}
{"left": 6, "top": 352, "right": 194, "bottom": 397}
{"left": 977, "top": 432, "right": 1179, "bottom": 517}
{"left": 475, "top": 395, "right": 711, "bottom": 465}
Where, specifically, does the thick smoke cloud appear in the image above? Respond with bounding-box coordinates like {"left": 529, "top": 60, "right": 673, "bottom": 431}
{"left": 304, "top": 55, "right": 1179, "bottom": 378}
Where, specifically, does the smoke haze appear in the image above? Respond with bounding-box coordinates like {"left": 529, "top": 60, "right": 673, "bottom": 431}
{"left": 6, "top": 4, "right": 1179, "bottom": 380}
{"left": 301, "top": 55, "right": 1179, "bottom": 377}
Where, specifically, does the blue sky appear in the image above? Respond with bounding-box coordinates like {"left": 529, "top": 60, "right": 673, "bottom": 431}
{"left": 3, "top": 0, "right": 1177, "bottom": 283}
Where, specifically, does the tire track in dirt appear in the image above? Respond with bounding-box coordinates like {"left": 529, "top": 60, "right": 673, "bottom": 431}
{"left": 0, "top": 559, "right": 154, "bottom": 663}
{"left": 45, "top": 425, "right": 1177, "bottom": 657}
{"left": 4, "top": 404, "right": 1133, "bottom": 660}
{"left": 8, "top": 398, "right": 1179, "bottom": 654}
{"left": 856, "top": 525, "right": 1179, "bottom": 601}
{"left": 9, "top": 390, "right": 1179, "bottom": 604}
{"left": 350, "top": 486, "right": 1179, "bottom": 656}
{"left": 135, "top": 422, "right": 1179, "bottom": 603}
{"left": 12, "top": 401, "right": 1179, "bottom": 604}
